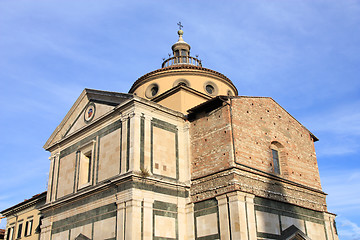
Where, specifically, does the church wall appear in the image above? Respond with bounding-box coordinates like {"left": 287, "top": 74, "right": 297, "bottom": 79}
{"left": 191, "top": 192, "right": 331, "bottom": 240}
{"left": 193, "top": 198, "right": 220, "bottom": 239}
{"left": 230, "top": 97, "right": 322, "bottom": 190}
{"left": 97, "top": 128, "right": 121, "bottom": 182}
{"left": 190, "top": 105, "right": 234, "bottom": 179}
{"left": 50, "top": 119, "right": 123, "bottom": 201}
{"left": 156, "top": 89, "right": 209, "bottom": 114}
{"left": 254, "top": 196, "right": 328, "bottom": 239}
{"left": 44, "top": 183, "right": 190, "bottom": 240}
{"left": 56, "top": 152, "right": 76, "bottom": 199}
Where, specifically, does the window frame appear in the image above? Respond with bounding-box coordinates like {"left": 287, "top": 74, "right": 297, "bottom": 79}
{"left": 270, "top": 141, "right": 286, "bottom": 176}
{"left": 16, "top": 222, "right": 23, "bottom": 239}
{"left": 77, "top": 141, "right": 95, "bottom": 189}
{"left": 24, "top": 219, "right": 33, "bottom": 237}
{"left": 7, "top": 226, "right": 14, "bottom": 240}
{"left": 271, "top": 148, "right": 281, "bottom": 174}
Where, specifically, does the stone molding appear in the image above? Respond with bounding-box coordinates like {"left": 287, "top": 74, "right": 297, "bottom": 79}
{"left": 191, "top": 168, "right": 327, "bottom": 212}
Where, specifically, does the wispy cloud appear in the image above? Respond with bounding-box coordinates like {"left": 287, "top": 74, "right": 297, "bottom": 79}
{"left": 321, "top": 169, "right": 360, "bottom": 214}
{"left": 300, "top": 101, "right": 360, "bottom": 157}
{"left": 337, "top": 218, "right": 360, "bottom": 240}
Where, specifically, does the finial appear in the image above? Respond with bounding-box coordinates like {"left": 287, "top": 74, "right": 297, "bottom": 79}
{"left": 177, "top": 22, "right": 184, "bottom": 36}
{"left": 177, "top": 21, "right": 183, "bottom": 30}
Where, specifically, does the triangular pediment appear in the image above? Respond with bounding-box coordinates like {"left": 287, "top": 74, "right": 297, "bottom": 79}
{"left": 44, "top": 89, "right": 133, "bottom": 150}
{"left": 280, "top": 225, "right": 311, "bottom": 240}
{"left": 75, "top": 233, "right": 91, "bottom": 240}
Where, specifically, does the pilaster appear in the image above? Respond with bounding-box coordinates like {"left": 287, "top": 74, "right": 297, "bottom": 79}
{"left": 143, "top": 115, "right": 152, "bottom": 172}
{"left": 39, "top": 217, "right": 52, "bottom": 240}
{"left": 216, "top": 194, "right": 231, "bottom": 240}
{"left": 51, "top": 153, "right": 60, "bottom": 201}
{"left": 227, "top": 191, "right": 249, "bottom": 239}
{"left": 142, "top": 198, "right": 154, "bottom": 240}
{"left": 323, "top": 212, "right": 339, "bottom": 240}
{"left": 116, "top": 201, "right": 126, "bottom": 240}
{"left": 125, "top": 199, "right": 142, "bottom": 239}
{"left": 185, "top": 203, "right": 195, "bottom": 240}
{"left": 129, "top": 112, "right": 141, "bottom": 172}
{"left": 245, "top": 194, "right": 257, "bottom": 240}
{"left": 120, "top": 117, "right": 128, "bottom": 174}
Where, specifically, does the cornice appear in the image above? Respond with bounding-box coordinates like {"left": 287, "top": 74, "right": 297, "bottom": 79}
{"left": 129, "top": 65, "right": 238, "bottom": 95}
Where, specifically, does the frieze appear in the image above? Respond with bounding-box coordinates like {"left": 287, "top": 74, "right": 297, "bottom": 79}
{"left": 190, "top": 168, "right": 327, "bottom": 211}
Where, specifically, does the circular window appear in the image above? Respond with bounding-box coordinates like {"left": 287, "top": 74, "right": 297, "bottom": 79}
{"left": 227, "top": 90, "right": 234, "bottom": 96}
{"left": 151, "top": 85, "right": 158, "bottom": 96}
{"left": 206, "top": 85, "right": 215, "bottom": 94}
{"left": 173, "top": 78, "right": 190, "bottom": 87}
{"left": 203, "top": 81, "right": 218, "bottom": 96}
{"left": 145, "top": 83, "right": 160, "bottom": 98}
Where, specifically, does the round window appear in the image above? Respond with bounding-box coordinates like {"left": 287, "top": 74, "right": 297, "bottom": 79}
{"left": 206, "top": 85, "right": 215, "bottom": 94}
{"left": 145, "top": 83, "right": 160, "bottom": 98}
{"left": 203, "top": 82, "right": 218, "bottom": 96}
{"left": 227, "top": 90, "right": 234, "bottom": 96}
{"left": 173, "top": 78, "right": 190, "bottom": 87}
{"left": 151, "top": 85, "right": 158, "bottom": 96}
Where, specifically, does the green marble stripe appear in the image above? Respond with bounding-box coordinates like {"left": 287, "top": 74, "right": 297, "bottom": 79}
{"left": 51, "top": 203, "right": 116, "bottom": 234}
{"left": 154, "top": 237, "right": 176, "bottom": 240}
{"left": 140, "top": 116, "right": 145, "bottom": 170}
{"left": 194, "top": 198, "right": 219, "bottom": 240}
{"left": 126, "top": 118, "right": 130, "bottom": 171}
{"left": 150, "top": 118, "right": 179, "bottom": 180}
{"left": 194, "top": 198, "right": 217, "bottom": 212}
{"left": 153, "top": 210, "right": 177, "bottom": 218}
{"left": 119, "top": 125, "right": 122, "bottom": 174}
{"left": 96, "top": 137, "right": 101, "bottom": 184}
{"left": 49, "top": 181, "right": 188, "bottom": 216}
{"left": 49, "top": 156, "right": 56, "bottom": 201}
{"left": 152, "top": 118, "right": 178, "bottom": 132}
{"left": 197, "top": 233, "right": 220, "bottom": 240}
{"left": 91, "top": 138, "right": 96, "bottom": 185}
{"left": 153, "top": 200, "right": 177, "bottom": 212}
{"left": 254, "top": 197, "right": 324, "bottom": 224}
{"left": 60, "top": 120, "right": 122, "bottom": 158}
{"left": 257, "top": 232, "right": 279, "bottom": 239}
{"left": 74, "top": 151, "right": 79, "bottom": 192}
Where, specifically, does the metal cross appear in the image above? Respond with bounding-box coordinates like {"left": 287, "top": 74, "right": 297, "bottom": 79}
{"left": 177, "top": 22, "right": 183, "bottom": 30}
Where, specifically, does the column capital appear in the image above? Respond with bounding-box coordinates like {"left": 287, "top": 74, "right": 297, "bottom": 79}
{"left": 143, "top": 198, "right": 154, "bottom": 208}
{"left": 216, "top": 194, "right": 228, "bottom": 205}
{"left": 125, "top": 198, "right": 142, "bottom": 208}
{"left": 116, "top": 201, "right": 126, "bottom": 210}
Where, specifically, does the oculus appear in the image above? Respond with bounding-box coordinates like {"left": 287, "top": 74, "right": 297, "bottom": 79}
{"left": 145, "top": 83, "right": 160, "bottom": 98}
{"left": 84, "top": 103, "right": 96, "bottom": 123}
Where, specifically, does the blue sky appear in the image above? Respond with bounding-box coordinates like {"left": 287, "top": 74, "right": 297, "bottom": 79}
{"left": 0, "top": 0, "right": 359, "bottom": 239}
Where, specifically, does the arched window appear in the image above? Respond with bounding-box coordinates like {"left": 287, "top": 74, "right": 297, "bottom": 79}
{"left": 270, "top": 141, "right": 285, "bottom": 175}
{"left": 271, "top": 149, "right": 280, "bottom": 174}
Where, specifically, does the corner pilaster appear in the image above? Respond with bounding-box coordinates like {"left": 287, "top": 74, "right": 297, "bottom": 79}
{"left": 216, "top": 194, "right": 231, "bottom": 239}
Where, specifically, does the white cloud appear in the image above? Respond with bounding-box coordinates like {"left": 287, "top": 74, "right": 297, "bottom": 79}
{"left": 300, "top": 101, "right": 360, "bottom": 157}
{"left": 337, "top": 217, "right": 360, "bottom": 240}
{"left": 321, "top": 169, "right": 360, "bottom": 214}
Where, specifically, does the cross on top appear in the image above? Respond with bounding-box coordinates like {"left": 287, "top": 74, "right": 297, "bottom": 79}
{"left": 177, "top": 22, "right": 183, "bottom": 30}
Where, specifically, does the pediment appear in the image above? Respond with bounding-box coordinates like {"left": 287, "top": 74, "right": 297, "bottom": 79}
{"left": 44, "top": 89, "right": 133, "bottom": 150}
{"left": 280, "top": 225, "right": 311, "bottom": 240}
{"left": 75, "top": 233, "right": 91, "bottom": 240}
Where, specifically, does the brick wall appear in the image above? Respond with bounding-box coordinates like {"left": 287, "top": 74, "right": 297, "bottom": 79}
{"left": 189, "top": 97, "right": 322, "bottom": 190}
{"left": 230, "top": 97, "right": 322, "bottom": 190}
{"left": 190, "top": 105, "right": 234, "bottom": 179}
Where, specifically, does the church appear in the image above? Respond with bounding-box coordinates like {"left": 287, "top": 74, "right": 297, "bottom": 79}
{"left": 34, "top": 27, "right": 339, "bottom": 240}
